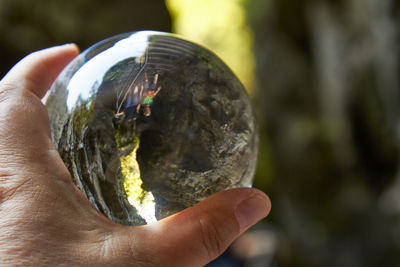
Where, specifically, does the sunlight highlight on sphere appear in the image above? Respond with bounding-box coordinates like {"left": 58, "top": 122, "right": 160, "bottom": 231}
{"left": 45, "top": 31, "right": 258, "bottom": 225}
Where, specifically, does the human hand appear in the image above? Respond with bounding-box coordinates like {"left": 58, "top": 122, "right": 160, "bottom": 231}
{"left": 0, "top": 45, "right": 271, "bottom": 266}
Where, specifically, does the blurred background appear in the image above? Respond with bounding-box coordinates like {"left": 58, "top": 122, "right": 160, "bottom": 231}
{"left": 1, "top": 0, "right": 400, "bottom": 266}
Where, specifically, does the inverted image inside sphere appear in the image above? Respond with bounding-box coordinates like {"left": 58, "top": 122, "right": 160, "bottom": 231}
{"left": 45, "top": 31, "right": 258, "bottom": 225}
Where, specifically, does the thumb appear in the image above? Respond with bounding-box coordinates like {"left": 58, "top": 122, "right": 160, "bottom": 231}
{"left": 118, "top": 188, "right": 271, "bottom": 267}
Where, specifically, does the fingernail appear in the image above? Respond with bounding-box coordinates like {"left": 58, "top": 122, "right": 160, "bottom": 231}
{"left": 60, "top": 43, "right": 76, "bottom": 47}
{"left": 58, "top": 43, "right": 79, "bottom": 51}
{"left": 235, "top": 194, "right": 270, "bottom": 232}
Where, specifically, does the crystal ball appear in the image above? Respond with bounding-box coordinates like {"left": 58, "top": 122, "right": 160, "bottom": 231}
{"left": 45, "top": 31, "right": 258, "bottom": 225}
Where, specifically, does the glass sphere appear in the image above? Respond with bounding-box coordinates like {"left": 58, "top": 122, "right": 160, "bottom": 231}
{"left": 45, "top": 31, "right": 258, "bottom": 225}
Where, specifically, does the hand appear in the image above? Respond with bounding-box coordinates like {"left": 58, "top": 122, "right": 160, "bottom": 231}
{"left": 0, "top": 45, "right": 271, "bottom": 266}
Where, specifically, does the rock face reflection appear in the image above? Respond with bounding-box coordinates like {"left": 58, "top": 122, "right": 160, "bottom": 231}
{"left": 45, "top": 31, "right": 258, "bottom": 225}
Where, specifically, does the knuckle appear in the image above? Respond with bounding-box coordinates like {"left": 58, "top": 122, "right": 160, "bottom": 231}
{"left": 197, "top": 213, "right": 227, "bottom": 260}
{"left": 0, "top": 83, "right": 16, "bottom": 103}
{"left": 103, "top": 230, "right": 156, "bottom": 267}
{"left": 0, "top": 81, "right": 48, "bottom": 120}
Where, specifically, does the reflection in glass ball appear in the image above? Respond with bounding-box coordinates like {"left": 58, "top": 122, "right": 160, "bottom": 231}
{"left": 45, "top": 31, "right": 258, "bottom": 225}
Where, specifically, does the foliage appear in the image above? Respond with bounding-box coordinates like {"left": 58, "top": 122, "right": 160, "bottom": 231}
{"left": 166, "top": 0, "right": 256, "bottom": 93}
{"left": 246, "top": 0, "right": 400, "bottom": 266}
{"left": 0, "top": 0, "right": 171, "bottom": 77}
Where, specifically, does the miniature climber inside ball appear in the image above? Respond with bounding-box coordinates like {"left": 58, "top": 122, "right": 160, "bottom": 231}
{"left": 45, "top": 31, "right": 258, "bottom": 225}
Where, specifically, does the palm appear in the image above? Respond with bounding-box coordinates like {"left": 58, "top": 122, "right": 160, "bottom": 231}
{"left": 0, "top": 45, "right": 270, "bottom": 267}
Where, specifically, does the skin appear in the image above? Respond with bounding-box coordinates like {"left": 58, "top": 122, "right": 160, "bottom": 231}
{"left": 0, "top": 45, "right": 271, "bottom": 267}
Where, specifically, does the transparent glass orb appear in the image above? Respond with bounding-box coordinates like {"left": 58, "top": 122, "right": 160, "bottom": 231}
{"left": 45, "top": 31, "right": 258, "bottom": 225}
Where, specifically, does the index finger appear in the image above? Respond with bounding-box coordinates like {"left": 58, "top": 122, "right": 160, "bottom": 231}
{"left": 1, "top": 44, "right": 79, "bottom": 98}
